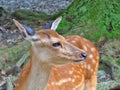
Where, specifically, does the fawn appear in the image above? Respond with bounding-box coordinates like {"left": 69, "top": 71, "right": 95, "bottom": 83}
{"left": 13, "top": 16, "right": 99, "bottom": 90}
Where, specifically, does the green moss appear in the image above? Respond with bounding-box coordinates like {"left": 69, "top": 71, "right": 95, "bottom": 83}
{"left": 56, "top": 0, "right": 120, "bottom": 42}
{"left": 0, "top": 43, "right": 30, "bottom": 71}
{"left": 99, "top": 64, "right": 105, "bottom": 70}
{"left": 0, "top": 7, "right": 7, "bottom": 17}
{"left": 7, "top": 46, "right": 25, "bottom": 61}
{"left": 12, "top": 9, "right": 51, "bottom": 22}
{"left": 116, "top": 58, "right": 120, "bottom": 65}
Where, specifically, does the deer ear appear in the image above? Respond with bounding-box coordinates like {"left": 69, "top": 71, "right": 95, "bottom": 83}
{"left": 51, "top": 16, "right": 62, "bottom": 31}
{"left": 13, "top": 19, "right": 36, "bottom": 36}
{"left": 13, "top": 19, "right": 26, "bottom": 33}
{"left": 13, "top": 19, "right": 39, "bottom": 43}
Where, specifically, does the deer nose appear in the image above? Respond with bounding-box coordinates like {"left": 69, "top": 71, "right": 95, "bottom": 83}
{"left": 81, "top": 52, "right": 87, "bottom": 59}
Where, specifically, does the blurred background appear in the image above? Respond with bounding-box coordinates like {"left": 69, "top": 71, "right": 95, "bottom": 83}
{"left": 0, "top": 0, "right": 120, "bottom": 90}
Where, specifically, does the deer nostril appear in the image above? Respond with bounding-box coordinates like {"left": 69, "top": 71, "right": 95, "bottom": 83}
{"left": 81, "top": 52, "right": 87, "bottom": 58}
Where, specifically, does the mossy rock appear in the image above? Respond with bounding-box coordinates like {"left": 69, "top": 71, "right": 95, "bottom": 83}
{"left": 97, "top": 80, "right": 120, "bottom": 90}
{"left": 99, "top": 39, "right": 120, "bottom": 80}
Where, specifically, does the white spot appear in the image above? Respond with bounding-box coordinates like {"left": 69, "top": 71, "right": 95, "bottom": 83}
{"left": 71, "top": 40, "right": 76, "bottom": 43}
{"left": 51, "top": 82, "right": 55, "bottom": 85}
{"left": 73, "top": 84, "right": 81, "bottom": 90}
{"left": 56, "top": 78, "right": 73, "bottom": 85}
{"left": 92, "top": 59, "right": 96, "bottom": 63}
{"left": 83, "top": 46, "right": 87, "bottom": 51}
{"left": 71, "top": 79, "right": 75, "bottom": 82}
{"left": 69, "top": 70, "right": 73, "bottom": 74}
{"left": 91, "top": 48, "right": 96, "bottom": 52}
{"left": 91, "top": 69, "right": 93, "bottom": 72}
{"left": 87, "top": 64, "right": 91, "bottom": 70}
{"left": 89, "top": 54, "right": 93, "bottom": 58}
{"left": 73, "top": 75, "right": 80, "bottom": 78}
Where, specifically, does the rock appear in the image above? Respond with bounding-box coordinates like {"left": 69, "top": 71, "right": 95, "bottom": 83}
{"left": 98, "top": 70, "right": 108, "bottom": 82}
{"left": 0, "top": 26, "right": 22, "bottom": 47}
{"left": 0, "top": 80, "right": 7, "bottom": 90}
{"left": 0, "top": 0, "right": 73, "bottom": 15}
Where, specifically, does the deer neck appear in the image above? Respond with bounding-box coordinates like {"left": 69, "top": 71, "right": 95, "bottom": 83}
{"left": 27, "top": 47, "right": 52, "bottom": 90}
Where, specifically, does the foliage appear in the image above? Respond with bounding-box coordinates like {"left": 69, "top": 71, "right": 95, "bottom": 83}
{"left": 57, "top": 0, "right": 120, "bottom": 42}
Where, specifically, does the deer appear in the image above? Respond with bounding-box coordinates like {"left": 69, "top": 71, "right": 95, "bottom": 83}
{"left": 13, "top": 16, "right": 99, "bottom": 90}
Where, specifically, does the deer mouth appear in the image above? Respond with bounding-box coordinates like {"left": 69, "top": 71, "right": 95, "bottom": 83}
{"left": 74, "top": 58, "right": 85, "bottom": 63}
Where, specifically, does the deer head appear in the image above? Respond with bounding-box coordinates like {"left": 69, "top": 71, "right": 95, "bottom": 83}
{"left": 13, "top": 17, "right": 87, "bottom": 65}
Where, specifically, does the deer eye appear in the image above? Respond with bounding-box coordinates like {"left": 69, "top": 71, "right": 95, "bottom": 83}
{"left": 52, "top": 42, "right": 61, "bottom": 47}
